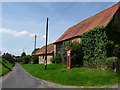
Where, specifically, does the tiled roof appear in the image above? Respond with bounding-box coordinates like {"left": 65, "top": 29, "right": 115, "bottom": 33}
{"left": 32, "top": 43, "right": 54, "bottom": 55}
{"left": 54, "top": 2, "right": 120, "bottom": 43}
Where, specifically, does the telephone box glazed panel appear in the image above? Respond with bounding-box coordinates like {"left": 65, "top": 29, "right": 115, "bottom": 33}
{"left": 67, "top": 49, "right": 75, "bottom": 69}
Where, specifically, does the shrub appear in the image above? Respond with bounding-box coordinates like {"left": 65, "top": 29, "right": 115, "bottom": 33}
{"left": 50, "top": 54, "right": 61, "bottom": 63}
{"left": 15, "top": 56, "right": 21, "bottom": 62}
{"left": 21, "top": 55, "right": 31, "bottom": 64}
{"left": 87, "top": 57, "right": 119, "bottom": 70}
{"left": 2, "top": 53, "right": 15, "bottom": 64}
{"left": 105, "top": 57, "right": 119, "bottom": 69}
{"left": 0, "top": 57, "right": 14, "bottom": 76}
{"left": 112, "top": 44, "right": 120, "bottom": 58}
{"left": 60, "top": 41, "right": 83, "bottom": 66}
{"left": 30, "top": 55, "right": 39, "bottom": 64}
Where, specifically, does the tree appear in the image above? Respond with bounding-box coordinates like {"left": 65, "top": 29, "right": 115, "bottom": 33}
{"left": 2, "top": 53, "right": 15, "bottom": 64}
{"left": 15, "top": 56, "right": 21, "bottom": 62}
{"left": 50, "top": 53, "right": 61, "bottom": 63}
{"left": 32, "top": 48, "right": 39, "bottom": 54}
{"left": 30, "top": 55, "right": 39, "bottom": 64}
{"left": 21, "top": 52, "right": 26, "bottom": 57}
{"left": 21, "top": 55, "right": 31, "bottom": 64}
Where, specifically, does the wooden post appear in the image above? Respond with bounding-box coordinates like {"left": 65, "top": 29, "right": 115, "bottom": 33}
{"left": 45, "top": 18, "right": 48, "bottom": 70}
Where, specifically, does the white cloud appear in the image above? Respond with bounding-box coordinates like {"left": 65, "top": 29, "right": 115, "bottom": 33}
{"left": 12, "top": 49, "right": 32, "bottom": 55}
{"left": 0, "top": 48, "right": 7, "bottom": 55}
{"left": 0, "top": 48, "right": 6, "bottom": 51}
{"left": 42, "top": 34, "right": 46, "bottom": 39}
{"left": 13, "top": 49, "right": 23, "bottom": 52}
{"left": 0, "top": 28, "right": 36, "bottom": 37}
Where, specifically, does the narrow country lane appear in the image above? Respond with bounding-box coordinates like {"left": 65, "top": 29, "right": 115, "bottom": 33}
{"left": 2, "top": 63, "right": 53, "bottom": 88}
{"left": 1, "top": 63, "right": 119, "bottom": 88}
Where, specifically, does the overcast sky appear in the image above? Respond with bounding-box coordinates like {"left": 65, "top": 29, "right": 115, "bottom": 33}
{"left": 0, "top": 2, "right": 117, "bottom": 56}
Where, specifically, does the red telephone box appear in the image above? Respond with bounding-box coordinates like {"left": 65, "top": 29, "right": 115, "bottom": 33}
{"left": 66, "top": 49, "right": 75, "bottom": 69}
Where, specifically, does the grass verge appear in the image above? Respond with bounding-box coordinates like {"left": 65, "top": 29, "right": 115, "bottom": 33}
{"left": 0, "top": 57, "right": 14, "bottom": 76}
{"left": 22, "top": 64, "right": 120, "bottom": 86}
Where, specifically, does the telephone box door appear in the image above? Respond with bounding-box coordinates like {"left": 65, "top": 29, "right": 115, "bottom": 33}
{"left": 66, "top": 50, "right": 74, "bottom": 69}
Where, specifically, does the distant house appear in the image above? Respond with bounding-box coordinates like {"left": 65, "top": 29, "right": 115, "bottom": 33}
{"left": 53, "top": 3, "right": 120, "bottom": 56}
{"left": 32, "top": 43, "right": 54, "bottom": 64}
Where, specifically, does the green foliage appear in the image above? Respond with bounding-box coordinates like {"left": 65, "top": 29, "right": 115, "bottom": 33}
{"left": 80, "top": 17, "right": 120, "bottom": 68}
{"left": 15, "top": 56, "right": 21, "bottom": 62}
{"left": 32, "top": 48, "right": 39, "bottom": 54}
{"left": 80, "top": 26, "right": 108, "bottom": 67}
{"left": 86, "top": 57, "right": 119, "bottom": 70}
{"left": 106, "top": 17, "right": 120, "bottom": 57}
{"left": 30, "top": 55, "right": 39, "bottom": 64}
{"left": 2, "top": 53, "right": 15, "bottom": 64}
{"left": 21, "top": 52, "right": 26, "bottom": 57}
{"left": 0, "top": 57, "right": 14, "bottom": 76}
{"left": 112, "top": 44, "right": 120, "bottom": 58}
{"left": 50, "top": 54, "right": 61, "bottom": 63}
{"left": 23, "top": 64, "right": 119, "bottom": 86}
{"left": 63, "top": 41, "right": 81, "bottom": 50}
{"left": 105, "top": 57, "right": 119, "bottom": 69}
{"left": 61, "top": 41, "right": 82, "bottom": 65}
{"left": 21, "top": 55, "right": 31, "bottom": 64}
{"left": 16, "top": 54, "right": 39, "bottom": 64}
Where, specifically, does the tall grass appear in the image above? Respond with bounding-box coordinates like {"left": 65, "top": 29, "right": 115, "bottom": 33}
{"left": 22, "top": 64, "right": 120, "bottom": 86}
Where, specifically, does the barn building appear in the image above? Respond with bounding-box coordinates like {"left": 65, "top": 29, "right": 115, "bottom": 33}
{"left": 53, "top": 3, "right": 120, "bottom": 56}
{"left": 33, "top": 3, "right": 120, "bottom": 66}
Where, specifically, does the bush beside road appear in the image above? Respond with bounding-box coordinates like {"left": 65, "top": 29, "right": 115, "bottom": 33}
{"left": 0, "top": 57, "right": 14, "bottom": 76}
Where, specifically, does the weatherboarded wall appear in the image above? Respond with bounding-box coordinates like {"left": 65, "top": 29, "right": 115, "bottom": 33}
{"left": 38, "top": 54, "right": 53, "bottom": 64}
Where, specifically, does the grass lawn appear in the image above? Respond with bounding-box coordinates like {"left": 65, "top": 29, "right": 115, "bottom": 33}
{"left": 0, "top": 57, "right": 14, "bottom": 76}
{"left": 22, "top": 64, "right": 120, "bottom": 86}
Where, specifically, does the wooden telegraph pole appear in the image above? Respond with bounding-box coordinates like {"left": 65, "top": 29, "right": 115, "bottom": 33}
{"left": 45, "top": 18, "right": 48, "bottom": 70}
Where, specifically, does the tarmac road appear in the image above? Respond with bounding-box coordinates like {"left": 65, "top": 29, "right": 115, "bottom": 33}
{"left": 2, "top": 63, "right": 53, "bottom": 88}
{"left": 1, "top": 63, "right": 119, "bottom": 88}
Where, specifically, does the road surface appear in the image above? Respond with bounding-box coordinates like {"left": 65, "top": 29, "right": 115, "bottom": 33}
{"left": 1, "top": 63, "right": 119, "bottom": 88}
{"left": 2, "top": 63, "right": 54, "bottom": 88}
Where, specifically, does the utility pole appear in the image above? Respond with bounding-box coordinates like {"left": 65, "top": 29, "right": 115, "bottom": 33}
{"left": 34, "top": 34, "right": 37, "bottom": 50}
{"left": 45, "top": 17, "right": 48, "bottom": 70}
